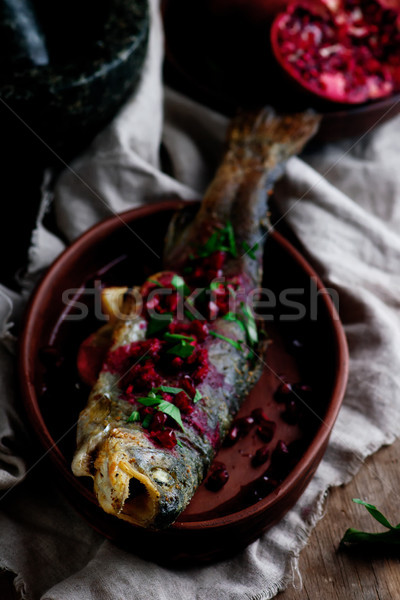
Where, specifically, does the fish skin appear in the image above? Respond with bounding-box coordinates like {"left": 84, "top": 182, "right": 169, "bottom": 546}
{"left": 72, "top": 109, "right": 320, "bottom": 529}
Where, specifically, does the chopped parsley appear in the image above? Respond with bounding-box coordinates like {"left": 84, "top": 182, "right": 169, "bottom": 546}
{"left": 127, "top": 410, "right": 140, "bottom": 423}
{"left": 241, "top": 241, "right": 259, "bottom": 260}
{"left": 147, "top": 313, "right": 173, "bottom": 337}
{"left": 240, "top": 302, "right": 258, "bottom": 346}
{"left": 193, "top": 390, "right": 202, "bottom": 403}
{"left": 142, "top": 413, "right": 153, "bottom": 429}
{"left": 210, "top": 330, "right": 244, "bottom": 351}
{"left": 171, "top": 274, "right": 190, "bottom": 296}
{"left": 137, "top": 393, "right": 184, "bottom": 431}
{"left": 164, "top": 332, "right": 195, "bottom": 343}
{"left": 197, "top": 221, "right": 237, "bottom": 258}
{"left": 154, "top": 385, "right": 186, "bottom": 395}
{"left": 166, "top": 340, "right": 195, "bottom": 358}
{"left": 148, "top": 278, "right": 163, "bottom": 287}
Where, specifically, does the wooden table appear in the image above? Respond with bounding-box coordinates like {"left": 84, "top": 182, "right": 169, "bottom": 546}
{"left": 280, "top": 438, "right": 400, "bottom": 600}
{"left": 1, "top": 440, "right": 399, "bottom": 599}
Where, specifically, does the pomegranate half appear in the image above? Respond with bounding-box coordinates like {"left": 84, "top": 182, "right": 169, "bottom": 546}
{"left": 271, "top": 0, "right": 400, "bottom": 104}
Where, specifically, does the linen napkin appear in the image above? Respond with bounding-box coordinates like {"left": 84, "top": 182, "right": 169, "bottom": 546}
{"left": 2, "top": 0, "right": 400, "bottom": 598}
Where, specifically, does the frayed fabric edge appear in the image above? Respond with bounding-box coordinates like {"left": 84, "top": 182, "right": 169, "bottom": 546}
{"left": 0, "top": 566, "right": 32, "bottom": 600}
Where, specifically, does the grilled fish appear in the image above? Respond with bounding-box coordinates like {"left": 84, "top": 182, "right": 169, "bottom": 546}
{"left": 72, "top": 109, "right": 320, "bottom": 529}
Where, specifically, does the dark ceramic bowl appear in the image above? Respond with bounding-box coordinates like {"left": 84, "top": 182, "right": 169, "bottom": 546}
{"left": 162, "top": 0, "right": 400, "bottom": 143}
{"left": 20, "top": 200, "right": 348, "bottom": 563}
{"left": 0, "top": 0, "right": 149, "bottom": 157}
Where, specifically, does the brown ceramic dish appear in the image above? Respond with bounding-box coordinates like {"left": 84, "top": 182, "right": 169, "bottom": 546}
{"left": 20, "top": 200, "right": 348, "bottom": 563}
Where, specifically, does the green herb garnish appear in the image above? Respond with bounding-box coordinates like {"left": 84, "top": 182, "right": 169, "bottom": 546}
{"left": 210, "top": 330, "right": 243, "bottom": 351}
{"left": 137, "top": 395, "right": 184, "bottom": 431}
{"left": 340, "top": 499, "right": 400, "bottom": 547}
{"left": 148, "top": 278, "right": 163, "bottom": 287}
{"left": 223, "top": 311, "right": 246, "bottom": 332}
{"left": 167, "top": 340, "right": 194, "bottom": 358}
{"left": 156, "top": 400, "right": 184, "bottom": 430}
{"left": 198, "top": 221, "right": 237, "bottom": 258}
{"left": 193, "top": 390, "right": 202, "bottom": 403}
{"left": 142, "top": 414, "right": 153, "bottom": 429}
{"left": 147, "top": 313, "right": 173, "bottom": 337}
{"left": 154, "top": 385, "right": 186, "bottom": 395}
{"left": 177, "top": 439, "right": 183, "bottom": 448}
{"left": 241, "top": 241, "right": 259, "bottom": 260}
{"left": 171, "top": 274, "right": 190, "bottom": 296}
{"left": 184, "top": 309, "right": 197, "bottom": 322}
{"left": 240, "top": 302, "right": 258, "bottom": 346}
{"left": 127, "top": 410, "right": 141, "bottom": 423}
{"left": 164, "top": 332, "right": 195, "bottom": 343}
{"left": 210, "top": 281, "right": 223, "bottom": 291}
{"left": 225, "top": 221, "right": 237, "bottom": 257}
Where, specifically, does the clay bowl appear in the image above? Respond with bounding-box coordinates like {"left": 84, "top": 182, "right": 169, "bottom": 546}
{"left": 162, "top": 0, "right": 400, "bottom": 143}
{"left": 20, "top": 200, "right": 348, "bottom": 564}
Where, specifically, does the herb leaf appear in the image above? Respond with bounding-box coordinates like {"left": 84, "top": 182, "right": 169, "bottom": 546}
{"left": 156, "top": 400, "right": 184, "bottom": 430}
{"left": 340, "top": 499, "right": 400, "bottom": 547}
{"left": 127, "top": 410, "right": 141, "bottom": 423}
{"left": 142, "top": 413, "right": 153, "bottom": 428}
{"left": 210, "top": 330, "right": 243, "bottom": 351}
{"left": 147, "top": 313, "right": 173, "bottom": 337}
{"left": 148, "top": 278, "right": 163, "bottom": 287}
{"left": 137, "top": 395, "right": 185, "bottom": 431}
{"left": 241, "top": 241, "right": 259, "bottom": 260}
{"left": 167, "top": 340, "right": 195, "bottom": 358}
{"left": 352, "top": 499, "right": 396, "bottom": 530}
{"left": 154, "top": 385, "right": 186, "bottom": 395}
{"left": 223, "top": 311, "right": 246, "bottom": 332}
{"left": 164, "top": 332, "right": 195, "bottom": 343}
{"left": 171, "top": 274, "right": 190, "bottom": 296}
{"left": 198, "top": 221, "right": 237, "bottom": 258}
{"left": 137, "top": 395, "right": 163, "bottom": 407}
{"left": 240, "top": 302, "right": 258, "bottom": 346}
{"left": 193, "top": 389, "right": 202, "bottom": 403}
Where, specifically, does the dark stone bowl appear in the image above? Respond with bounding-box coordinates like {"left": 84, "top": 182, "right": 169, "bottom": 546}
{"left": 0, "top": 0, "right": 149, "bottom": 158}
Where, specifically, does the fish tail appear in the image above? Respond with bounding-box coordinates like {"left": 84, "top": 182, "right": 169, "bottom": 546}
{"left": 164, "top": 109, "right": 320, "bottom": 270}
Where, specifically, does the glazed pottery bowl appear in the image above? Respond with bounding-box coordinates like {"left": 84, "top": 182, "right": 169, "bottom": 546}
{"left": 20, "top": 200, "right": 348, "bottom": 563}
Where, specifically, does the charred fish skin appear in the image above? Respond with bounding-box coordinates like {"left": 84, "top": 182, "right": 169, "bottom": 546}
{"left": 164, "top": 109, "right": 321, "bottom": 283}
{"left": 72, "top": 110, "right": 320, "bottom": 529}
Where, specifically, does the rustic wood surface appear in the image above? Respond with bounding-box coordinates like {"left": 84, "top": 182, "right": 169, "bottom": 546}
{"left": 1, "top": 439, "right": 400, "bottom": 599}
{"left": 279, "top": 438, "right": 400, "bottom": 600}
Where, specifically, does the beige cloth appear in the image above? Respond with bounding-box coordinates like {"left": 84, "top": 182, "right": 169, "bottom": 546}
{"left": 2, "top": 0, "right": 400, "bottom": 598}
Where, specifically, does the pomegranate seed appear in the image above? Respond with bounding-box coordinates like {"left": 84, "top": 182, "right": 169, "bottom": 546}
{"left": 251, "top": 445, "right": 270, "bottom": 467}
{"left": 205, "top": 462, "right": 229, "bottom": 491}
{"left": 149, "top": 412, "right": 168, "bottom": 432}
{"left": 282, "top": 400, "right": 300, "bottom": 425}
{"left": 274, "top": 381, "right": 293, "bottom": 402}
{"left": 39, "top": 346, "right": 64, "bottom": 369}
{"left": 235, "top": 416, "right": 255, "bottom": 436}
{"left": 170, "top": 357, "right": 184, "bottom": 370}
{"left": 150, "top": 428, "right": 177, "bottom": 449}
{"left": 174, "top": 391, "right": 193, "bottom": 414}
{"left": 224, "top": 425, "right": 240, "bottom": 446}
{"left": 255, "top": 474, "right": 278, "bottom": 497}
{"left": 270, "top": 440, "right": 291, "bottom": 474}
{"left": 256, "top": 421, "right": 276, "bottom": 443}
{"left": 251, "top": 408, "right": 270, "bottom": 424}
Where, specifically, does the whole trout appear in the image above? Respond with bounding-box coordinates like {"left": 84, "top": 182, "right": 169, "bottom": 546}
{"left": 72, "top": 109, "right": 320, "bottom": 529}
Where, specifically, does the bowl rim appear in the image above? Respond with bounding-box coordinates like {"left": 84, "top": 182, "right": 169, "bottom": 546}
{"left": 19, "top": 200, "right": 349, "bottom": 531}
